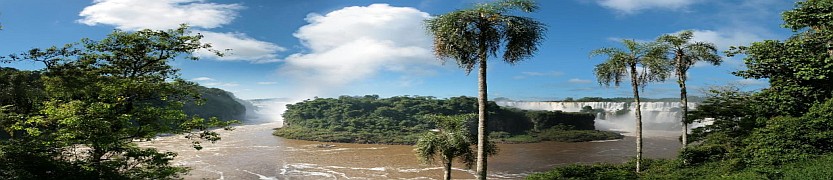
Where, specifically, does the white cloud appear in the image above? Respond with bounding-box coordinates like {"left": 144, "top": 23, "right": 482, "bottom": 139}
{"left": 279, "top": 4, "right": 437, "bottom": 97}
{"left": 596, "top": 0, "right": 698, "bottom": 14}
{"left": 78, "top": 0, "right": 242, "bottom": 31}
{"left": 568, "top": 78, "right": 593, "bottom": 84}
{"left": 672, "top": 29, "right": 765, "bottom": 67}
{"left": 78, "top": 0, "right": 283, "bottom": 64}
{"left": 257, "top": 81, "right": 278, "bottom": 85}
{"left": 688, "top": 30, "right": 762, "bottom": 51}
{"left": 190, "top": 77, "right": 214, "bottom": 81}
{"left": 193, "top": 31, "right": 285, "bottom": 63}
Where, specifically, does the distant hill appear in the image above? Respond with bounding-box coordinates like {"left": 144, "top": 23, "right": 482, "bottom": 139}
{"left": 182, "top": 86, "right": 247, "bottom": 122}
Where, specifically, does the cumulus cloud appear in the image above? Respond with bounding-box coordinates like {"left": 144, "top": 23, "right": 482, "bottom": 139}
{"left": 596, "top": 0, "right": 698, "bottom": 14}
{"left": 568, "top": 78, "right": 593, "bottom": 84}
{"left": 78, "top": 0, "right": 242, "bottom": 30}
{"left": 279, "top": 4, "right": 437, "bottom": 97}
{"left": 673, "top": 29, "right": 765, "bottom": 67}
{"left": 193, "top": 30, "right": 285, "bottom": 63}
{"left": 687, "top": 30, "right": 762, "bottom": 51}
{"left": 78, "top": 0, "right": 283, "bottom": 63}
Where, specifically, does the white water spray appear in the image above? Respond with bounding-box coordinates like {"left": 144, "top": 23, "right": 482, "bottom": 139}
{"left": 497, "top": 101, "right": 704, "bottom": 137}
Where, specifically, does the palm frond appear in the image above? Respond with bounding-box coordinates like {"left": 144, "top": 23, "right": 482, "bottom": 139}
{"left": 500, "top": 15, "right": 546, "bottom": 64}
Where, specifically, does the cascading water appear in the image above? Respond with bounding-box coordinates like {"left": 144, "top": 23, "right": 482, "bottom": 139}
{"left": 497, "top": 101, "right": 700, "bottom": 137}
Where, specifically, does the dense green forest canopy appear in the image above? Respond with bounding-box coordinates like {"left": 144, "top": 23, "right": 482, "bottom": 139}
{"left": 274, "top": 95, "right": 620, "bottom": 144}
{"left": 0, "top": 26, "right": 238, "bottom": 179}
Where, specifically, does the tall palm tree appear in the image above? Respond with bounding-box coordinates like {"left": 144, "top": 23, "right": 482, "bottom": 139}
{"left": 425, "top": 0, "right": 545, "bottom": 178}
{"left": 657, "top": 30, "right": 721, "bottom": 147}
{"left": 414, "top": 114, "right": 476, "bottom": 180}
{"left": 591, "top": 39, "right": 670, "bottom": 172}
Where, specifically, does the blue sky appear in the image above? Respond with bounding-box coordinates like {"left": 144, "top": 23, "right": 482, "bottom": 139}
{"left": 0, "top": 0, "right": 795, "bottom": 100}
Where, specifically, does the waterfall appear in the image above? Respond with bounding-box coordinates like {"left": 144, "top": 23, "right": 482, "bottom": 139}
{"left": 497, "top": 101, "right": 700, "bottom": 136}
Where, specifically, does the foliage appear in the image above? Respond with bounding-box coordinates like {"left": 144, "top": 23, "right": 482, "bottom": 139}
{"left": 0, "top": 25, "right": 237, "bottom": 179}
{"left": 591, "top": 38, "right": 671, "bottom": 172}
{"left": 414, "top": 114, "right": 493, "bottom": 180}
{"left": 274, "top": 95, "right": 612, "bottom": 145}
{"left": 425, "top": 0, "right": 545, "bottom": 73}
{"left": 537, "top": 128, "right": 623, "bottom": 143}
{"left": 183, "top": 86, "right": 246, "bottom": 121}
{"left": 657, "top": 30, "right": 722, "bottom": 146}
{"left": 426, "top": 0, "right": 547, "bottom": 178}
{"left": 727, "top": 0, "right": 833, "bottom": 117}
{"left": 526, "top": 163, "right": 636, "bottom": 180}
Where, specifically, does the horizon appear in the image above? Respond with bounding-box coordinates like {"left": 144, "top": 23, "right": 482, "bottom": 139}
{"left": 0, "top": 0, "right": 791, "bottom": 100}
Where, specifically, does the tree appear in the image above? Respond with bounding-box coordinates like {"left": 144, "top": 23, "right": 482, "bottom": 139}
{"left": 425, "top": 0, "right": 545, "bottom": 178}
{"left": 414, "top": 114, "right": 476, "bottom": 180}
{"left": 591, "top": 39, "right": 670, "bottom": 172}
{"left": 656, "top": 30, "right": 722, "bottom": 147}
{"left": 729, "top": 0, "right": 833, "bottom": 117}
{"left": 0, "top": 25, "right": 237, "bottom": 179}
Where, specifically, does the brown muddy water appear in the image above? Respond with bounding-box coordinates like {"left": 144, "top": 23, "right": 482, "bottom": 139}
{"left": 141, "top": 122, "right": 680, "bottom": 179}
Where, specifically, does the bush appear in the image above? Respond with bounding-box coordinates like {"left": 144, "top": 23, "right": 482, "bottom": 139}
{"left": 526, "top": 163, "right": 635, "bottom": 180}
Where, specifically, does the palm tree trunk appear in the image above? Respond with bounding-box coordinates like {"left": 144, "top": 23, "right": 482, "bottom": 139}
{"left": 679, "top": 73, "right": 689, "bottom": 148}
{"left": 476, "top": 52, "right": 489, "bottom": 180}
{"left": 676, "top": 55, "right": 689, "bottom": 148}
{"left": 629, "top": 64, "right": 643, "bottom": 173}
{"left": 444, "top": 161, "right": 452, "bottom": 180}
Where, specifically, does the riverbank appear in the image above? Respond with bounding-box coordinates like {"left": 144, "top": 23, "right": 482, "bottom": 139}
{"left": 272, "top": 126, "right": 623, "bottom": 145}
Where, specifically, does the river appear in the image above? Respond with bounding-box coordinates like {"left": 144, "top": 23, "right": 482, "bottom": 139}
{"left": 142, "top": 121, "right": 680, "bottom": 179}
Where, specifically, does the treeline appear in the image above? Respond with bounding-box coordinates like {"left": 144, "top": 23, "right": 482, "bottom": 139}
{"left": 0, "top": 26, "right": 237, "bottom": 179}
{"left": 183, "top": 86, "right": 247, "bottom": 122}
{"left": 529, "top": 0, "right": 833, "bottom": 179}
{"left": 0, "top": 67, "right": 246, "bottom": 125}
{"left": 274, "top": 95, "right": 619, "bottom": 144}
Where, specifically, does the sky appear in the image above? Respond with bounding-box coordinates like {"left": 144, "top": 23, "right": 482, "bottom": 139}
{"left": 0, "top": 0, "right": 797, "bottom": 101}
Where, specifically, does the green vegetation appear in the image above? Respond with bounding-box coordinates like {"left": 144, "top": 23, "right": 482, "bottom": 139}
{"left": 425, "top": 0, "right": 547, "bottom": 178}
{"left": 0, "top": 25, "right": 237, "bottom": 179}
{"left": 530, "top": 0, "right": 833, "bottom": 178}
{"left": 273, "top": 95, "right": 618, "bottom": 144}
{"left": 657, "top": 30, "right": 722, "bottom": 147}
{"left": 492, "top": 127, "right": 623, "bottom": 143}
{"left": 414, "top": 114, "right": 496, "bottom": 180}
{"left": 591, "top": 39, "right": 671, "bottom": 172}
{"left": 183, "top": 86, "right": 246, "bottom": 122}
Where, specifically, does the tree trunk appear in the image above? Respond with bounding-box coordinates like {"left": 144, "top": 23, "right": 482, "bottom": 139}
{"left": 444, "top": 160, "right": 452, "bottom": 180}
{"left": 475, "top": 52, "right": 489, "bottom": 180}
{"left": 629, "top": 64, "right": 643, "bottom": 173}
{"left": 677, "top": 56, "right": 688, "bottom": 148}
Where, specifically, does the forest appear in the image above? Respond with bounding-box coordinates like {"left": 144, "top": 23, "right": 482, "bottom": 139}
{"left": 274, "top": 95, "right": 621, "bottom": 144}
{"left": 0, "top": 26, "right": 239, "bottom": 179}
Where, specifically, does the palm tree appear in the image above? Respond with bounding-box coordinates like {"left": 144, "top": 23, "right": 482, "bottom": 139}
{"left": 591, "top": 39, "right": 670, "bottom": 172}
{"left": 425, "top": 0, "right": 545, "bottom": 178}
{"left": 414, "top": 114, "right": 476, "bottom": 180}
{"left": 657, "top": 30, "right": 721, "bottom": 147}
